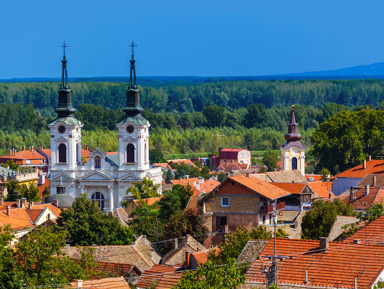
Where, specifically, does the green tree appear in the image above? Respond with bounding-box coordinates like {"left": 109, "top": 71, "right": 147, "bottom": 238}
{"left": 363, "top": 203, "right": 384, "bottom": 222}
{"left": 5, "top": 180, "right": 21, "bottom": 201}
{"left": 149, "top": 148, "right": 166, "bottom": 164}
{"left": 250, "top": 225, "right": 272, "bottom": 240}
{"left": 57, "top": 194, "right": 134, "bottom": 246}
{"left": 1, "top": 160, "right": 19, "bottom": 171}
{"left": 174, "top": 259, "right": 246, "bottom": 289}
{"left": 20, "top": 183, "right": 40, "bottom": 202}
{"left": 262, "top": 150, "right": 280, "bottom": 171}
{"left": 203, "top": 105, "right": 225, "bottom": 128}
{"left": 301, "top": 199, "right": 355, "bottom": 239}
{"left": 125, "top": 178, "right": 161, "bottom": 201}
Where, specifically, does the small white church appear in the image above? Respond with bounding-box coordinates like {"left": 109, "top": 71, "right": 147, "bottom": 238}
{"left": 48, "top": 49, "right": 162, "bottom": 212}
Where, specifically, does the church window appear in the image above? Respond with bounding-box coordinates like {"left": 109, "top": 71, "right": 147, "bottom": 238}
{"left": 144, "top": 143, "right": 147, "bottom": 162}
{"left": 91, "top": 192, "right": 105, "bottom": 210}
{"left": 95, "top": 156, "right": 101, "bottom": 168}
{"left": 292, "top": 157, "right": 298, "bottom": 170}
{"left": 58, "top": 144, "right": 67, "bottom": 163}
{"left": 127, "top": 144, "right": 135, "bottom": 163}
{"left": 57, "top": 187, "right": 66, "bottom": 194}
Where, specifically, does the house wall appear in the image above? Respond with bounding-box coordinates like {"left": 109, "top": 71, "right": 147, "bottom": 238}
{"left": 34, "top": 208, "right": 57, "bottom": 226}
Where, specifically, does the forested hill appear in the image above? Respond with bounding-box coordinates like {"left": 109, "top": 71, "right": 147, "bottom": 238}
{"left": 2, "top": 79, "right": 384, "bottom": 115}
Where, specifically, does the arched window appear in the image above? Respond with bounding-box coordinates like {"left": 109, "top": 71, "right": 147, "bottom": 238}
{"left": 91, "top": 192, "right": 105, "bottom": 210}
{"left": 292, "top": 157, "right": 298, "bottom": 170}
{"left": 95, "top": 156, "right": 101, "bottom": 168}
{"left": 127, "top": 144, "right": 135, "bottom": 163}
{"left": 144, "top": 143, "right": 147, "bottom": 163}
{"left": 58, "top": 144, "right": 67, "bottom": 163}
{"left": 76, "top": 143, "right": 80, "bottom": 164}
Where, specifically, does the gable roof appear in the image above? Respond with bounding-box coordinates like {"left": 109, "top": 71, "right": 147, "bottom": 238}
{"left": 246, "top": 238, "right": 384, "bottom": 288}
{"left": 0, "top": 149, "right": 46, "bottom": 161}
{"left": 69, "top": 277, "right": 130, "bottom": 289}
{"left": 168, "top": 178, "right": 199, "bottom": 186}
{"left": 344, "top": 216, "right": 384, "bottom": 245}
{"left": 335, "top": 160, "right": 384, "bottom": 179}
{"left": 327, "top": 215, "right": 360, "bottom": 241}
{"left": 356, "top": 174, "right": 384, "bottom": 188}
{"left": 136, "top": 264, "right": 180, "bottom": 289}
{"left": 219, "top": 148, "right": 248, "bottom": 159}
{"left": 225, "top": 175, "right": 291, "bottom": 200}
{"left": 237, "top": 240, "right": 269, "bottom": 264}
{"left": 155, "top": 272, "right": 183, "bottom": 289}
{"left": 307, "top": 181, "right": 334, "bottom": 198}
{"left": 339, "top": 187, "right": 384, "bottom": 210}
{"left": 113, "top": 207, "right": 129, "bottom": 227}
{"left": 270, "top": 182, "right": 306, "bottom": 194}
{"left": 266, "top": 170, "right": 308, "bottom": 183}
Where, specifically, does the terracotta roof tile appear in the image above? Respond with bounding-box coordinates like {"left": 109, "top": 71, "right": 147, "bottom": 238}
{"left": 270, "top": 183, "right": 306, "bottom": 194}
{"left": 133, "top": 197, "right": 161, "bottom": 206}
{"left": 197, "top": 180, "right": 220, "bottom": 193}
{"left": 153, "top": 163, "right": 172, "bottom": 169}
{"left": 344, "top": 215, "right": 384, "bottom": 245}
{"left": 246, "top": 238, "right": 384, "bottom": 288}
{"left": 169, "top": 178, "right": 199, "bottom": 186}
{"left": 25, "top": 209, "right": 44, "bottom": 223}
{"left": 266, "top": 171, "right": 308, "bottom": 183}
{"left": 168, "top": 159, "right": 196, "bottom": 167}
{"left": 155, "top": 272, "right": 183, "bottom": 289}
{"left": 38, "top": 178, "right": 50, "bottom": 198}
{"left": 0, "top": 208, "right": 34, "bottom": 231}
{"left": 229, "top": 175, "right": 291, "bottom": 200}
{"left": 31, "top": 203, "right": 61, "bottom": 218}
{"left": 307, "top": 181, "right": 334, "bottom": 198}
{"left": 69, "top": 277, "right": 130, "bottom": 289}
{"left": 305, "top": 174, "right": 322, "bottom": 181}
{"left": 185, "top": 195, "right": 200, "bottom": 214}
{"left": 356, "top": 174, "right": 384, "bottom": 187}
{"left": 339, "top": 187, "right": 384, "bottom": 210}
{"left": 335, "top": 160, "right": 384, "bottom": 178}
{"left": 0, "top": 150, "right": 46, "bottom": 160}
{"left": 136, "top": 264, "right": 180, "bottom": 288}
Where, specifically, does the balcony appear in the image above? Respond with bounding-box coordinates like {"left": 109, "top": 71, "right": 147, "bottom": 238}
{"left": 259, "top": 201, "right": 285, "bottom": 215}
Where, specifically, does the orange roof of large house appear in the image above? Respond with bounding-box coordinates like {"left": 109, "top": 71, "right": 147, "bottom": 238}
{"left": 168, "top": 159, "right": 196, "bottom": 167}
{"left": 133, "top": 197, "right": 162, "bottom": 206}
{"left": 307, "top": 181, "right": 334, "bottom": 198}
{"left": 197, "top": 179, "right": 220, "bottom": 193}
{"left": 339, "top": 187, "right": 384, "bottom": 210}
{"left": 69, "top": 277, "right": 130, "bottom": 289}
{"left": 185, "top": 195, "right": 200, "bottom": 214}
{"left": 270, "top": 183, "right": 306, "bottom": 195}
{"left": 228, "top": 175, "right": 291, "bottom": 200}
{"left": 335, "top": 160, "right": 384, "bottom": 179}
{"left": 38, "top": 178, "right": 50, "bottom": 198}
{"left": 153, "top": 163, "right": 172, "bottom": 169}
{"left": 169, "top": 178, "right": 199, "bottom": 186}
{"left": 136, "top": 264, "right": 180, "bottom": 289}
{"left": 344, "top": 216, "right": 384, "bottom": 245}
{"left": 0, "top": 149, "right": 46, "bottom": 160}
{"left": 305, "top": 174, "right": 322, "bottom": 181}
{"left": 246, "top": 238, "right": 384, "bottom": 288}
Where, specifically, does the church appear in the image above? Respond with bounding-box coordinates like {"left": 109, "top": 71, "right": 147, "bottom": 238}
{"left": 47, "top": 47, "right": 162, "bottom": 212}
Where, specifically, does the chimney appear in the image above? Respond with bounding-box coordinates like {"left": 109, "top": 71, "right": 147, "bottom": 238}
{"left": 28, "top": 202, "right": 33, "bottom": 209}
{"left": 365, "top": 185, "right": 370, "bottom": 196}
{"left": 13, "top": 149, "right": 15, "bottom": 156}
{"left": 353, "top": 239, "right": 361, "bottom": 244}
{"left": 373, "top": 176, "right": 377, "bottom": 186}
{"left": 319, "top": 237, "right": 329, "bottom": 251}
{"left": 21, "top": 198, "right": 27, "bottom": 208}
{"left": 368, "top": 155, "right": 372, "bottom": 162}
{"left": 246, "top": 173, "right": 250, "bottom": 178}
{"left": 39, "top": 146, "right": 43, "bottom": 150}
{"left": 6, "top": 206, "right": 10, "bottom": 216}
{"left": 85, "top": 144, "right": 89, "bottom": 150}
{"left": 9, "top": 149, "right": 12, "bottom": 156}
{"left": 185, "top": 175, "right": 189, "bottom": 180}
{"left": 17, "top": 199, "right": 21, "bottom": 208}
{"left": 354, "top": 277, "right": 357, "bottom": 289}
{"left": 22, "top": 146, "right": 25, "bottom": 151}
{"left": 185, "top": 252, "right": 191, "bottom": 269}
{"left": 363, "top": 159, "right": 367, "bottom": 169}
{"left": 0, "top": 198, "right": 3, "bottom": 206}
{"left": 196, "top": 183, "right": 200, "bottom": 191}
{"left": 304, "top": 271, "right": 309, "bottom": 284}
{"left": 193, "top": 180, "right": 197, "bottom": 187}
{"left": 52, "top": 200, "right": 59, "bottom": 207}
{"left": 199, "top": 177, "right": 204, "bottom": 184}
{"left": 174, "top": 238, "right": 179, "bottom": 250}
{"left": 74, "top": 280, "right": 83, "bottom": 288}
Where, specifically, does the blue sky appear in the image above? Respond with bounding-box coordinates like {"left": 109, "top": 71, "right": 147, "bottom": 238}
{"left": 1, "top": 0, "right": 384, "bottom": 78}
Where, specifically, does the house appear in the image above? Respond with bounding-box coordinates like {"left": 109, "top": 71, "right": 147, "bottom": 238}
{"left": 244, "top": 238, "right": 384, "bottom": 289}
{"left": 253, "top": 170, "right": 308, "bottom": 183}
{"left": 270, "top": 183, "right": 312, "bottom": 211}
{"left": 0, "top": 199, "right": 61, "bottom": 241}
{"left": 61, "top": 235, "right": 162, "bottom": 272}
{"left": 136, "top": 264, "right": 181, "bottom": 289}
{"left": 0, "top": 166, "right": 40, "bottom": 197}
{"left": 162, "top": 235, "right": 206, "bottom": 266}
{"left": 327, "top": 215, "right": 360, "bottom": 241}
{"left": 211, "top": 148, "right": 251, "bottom": 170}
{"left": 168, "top": 176, "right": 219, "bottom": 195}
{"left": 185, "top": 247, "right": 219, "bottom": 270}
{"left": 200, "top": 175, "right": 290, "bottom": 232}
{"left": 69, "top": 277, "right": 131, "bottom": 289}
{"left": 332, "top": 156, "right": 384, "bottom": 195}
{"left": 339, "top": 185, "right": 384, "bottom": 212}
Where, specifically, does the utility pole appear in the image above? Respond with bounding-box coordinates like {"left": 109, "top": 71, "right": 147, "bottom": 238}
{"left": 267, "top": 200, "right": 278, "bottom": 285}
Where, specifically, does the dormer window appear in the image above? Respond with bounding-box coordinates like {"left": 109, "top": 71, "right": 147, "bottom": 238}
{"left": 95, "top": 156, "right": 101, "bottom": 168}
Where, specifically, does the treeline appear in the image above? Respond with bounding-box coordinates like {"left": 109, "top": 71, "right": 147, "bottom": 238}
{"left": 3, "top": 79, "right": 384, "bottom": 113}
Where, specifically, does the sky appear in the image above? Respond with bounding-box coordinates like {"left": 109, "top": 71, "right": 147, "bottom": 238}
{"left": 1, "top": 0, "right": 384, "bottom": 78}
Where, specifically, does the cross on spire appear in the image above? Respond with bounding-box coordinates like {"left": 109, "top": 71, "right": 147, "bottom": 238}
{"left": 129, "top": 41, "right": 137, "bottom": 59}
{"left": 60, "top": 41, "right": 69, "bottom": 58}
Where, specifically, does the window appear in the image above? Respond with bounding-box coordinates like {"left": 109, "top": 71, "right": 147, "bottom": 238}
{"left": 91, "top": 192, "right": 105, "bottom": 210}
{"left": 95, "top": 156, "right": 101, "bottom": 168}
{"left": 127, "top": 144, "right": 135, "bottom": 163}
{"left": 292, "top": 157, "right": 298, "bottom": 170}
{"left": 239, "top": 153, "right": 243, "bottom": 157}
{"left": 144, "top": 143, "right": 147, "bottom": 162}
{"left": 58, "top": 144, "right": 67, "bottom": 163}
{"left": 76, "top": 143, "right": 80, "bottom": 164}
{"left": 216, "top": 216, "right": 227, "bottom": 231}
{"left": 221, "top": 197, "right": 230, "bottom": 207}
{"left": 57, "top": 187, "right": 66, "bottom": 194}
{"left": 246, "top": 153, "right": 249, "bottom": 157}
{"left": 46, "top": 214, "right": 51, "bottom": 220}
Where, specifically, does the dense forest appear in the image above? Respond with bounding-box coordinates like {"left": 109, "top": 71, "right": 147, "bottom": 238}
{"left": 1, "top": 79, "right": 384, "bottom": 161}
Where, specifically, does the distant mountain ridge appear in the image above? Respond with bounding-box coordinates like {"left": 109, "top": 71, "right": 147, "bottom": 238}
{"left": 3, "top": 62, "right": 384, "bottom": 83}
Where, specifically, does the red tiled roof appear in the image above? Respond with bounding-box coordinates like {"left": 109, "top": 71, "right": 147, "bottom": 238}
{"left": 25, "top": 209, "right": 44, "bottom": 223}
{"left": 305, "top": 175, "right": 322, "bottom": 181}
{"left": 185, "top": 195, "right": 200, "bottom": 214}
{"left": 216, "top": 163, "right": 248, "bottom": 172}
{"left": 246, "top": 238, "right": 384, "bottom": 288}
{"left": 0, "top": 150, "right": 46, "bottom": 160}
{"left": 191, "top": 247, "right": 220, "bottom": 266}
{"left": 168, "top": 159, "right": 196, "bottom": 167}
{"left": 344, "top": 216, "right": 384, "bottom": 245}
{"left": 270, "top": 183, "right": 306, "bottom": 195}
{"left": 219, "top": 148, "right": 247, "bottom": 160}
{"left": 339, "top": 187, "right": 384, "bottom": 210}
{"left": 169, "top": 178, "right": 199, "bottom": 186}
{"left": 155, "top": 273, "right": 183, "bottom": 289}
{"left": 228, "top": 175, "right": 291, "bottom": 200}
{"left": 0, "top": 208, "right": 34, "bottom": 231}
{"left": 31, "top": 203, "right": 61, "bottom": 218}
{"left": 38, "top": 178, "right": 50, "bottom": 198}
{"left": 106, "top": 151, "right": 118, "bottom": 155}
{"left": 133, "top": 197, "right": 162, "bottom": 206}
{"left": 335, "top": 160, "right": 384, "bottom": 179}
{"left": 69, "top": 277, "right": 130, "bottom": 289}
{"left": 136, "top": 264, "right": 180, "bottom": 289}
{"left": 153, "top": 163, "right": 172, "bottom": 169}
{"left": 94, "top": 261, "right": 141, "bottom": 276}
{"left": 307, "top": 181, "right": 334, "bottom": 198}
{"left": 196, "top": 180, "right": 220, "bottom": 192}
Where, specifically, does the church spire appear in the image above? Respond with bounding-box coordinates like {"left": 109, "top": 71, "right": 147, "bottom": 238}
{"left": 284, "top": 105, "right": 302, "bottom": 142}
{"left": 55, "top": 42, "right": 76, "bottom": 118}
{"left": 123, "top": 41, "right": 143, "bottom": 116}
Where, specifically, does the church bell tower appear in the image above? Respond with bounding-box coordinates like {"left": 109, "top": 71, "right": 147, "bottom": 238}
{"left": 280, "top": 105, "right": 306, "bottom": 175}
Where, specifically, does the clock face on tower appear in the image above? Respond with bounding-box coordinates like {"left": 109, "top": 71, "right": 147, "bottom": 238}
{"left": 126, "top": 125, "right": 135, "bottom": 133}
{"left": 58, "top": 126, "right": 66, "bottom": 134}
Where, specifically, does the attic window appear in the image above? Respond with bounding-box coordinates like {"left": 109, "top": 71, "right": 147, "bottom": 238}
{"left": 221, "top": 197, "right": 230, "bottom": 207}
{"left": 231, "top": 181, "right": 235, "bottom": 186}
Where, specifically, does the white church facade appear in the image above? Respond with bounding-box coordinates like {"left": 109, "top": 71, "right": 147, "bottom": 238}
{"left": 48, "top": 48, "right": 162, "bottom": 212}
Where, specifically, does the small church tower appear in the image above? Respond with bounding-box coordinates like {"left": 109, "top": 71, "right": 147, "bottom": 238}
{"left": 116, "top": 42, "right": 150, "bottom": 171}
{"left": 48, "top": 42, "right": 83, "bottom": 172}
{"left": 280, "top": 105, "right": 306, "bottom": 175}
